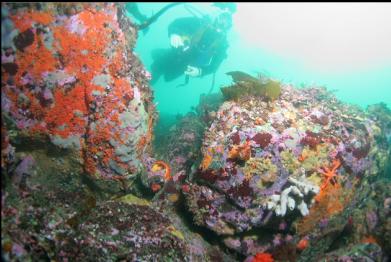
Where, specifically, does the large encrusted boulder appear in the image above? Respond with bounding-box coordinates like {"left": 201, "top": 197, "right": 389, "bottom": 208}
{"left": 185, "top": 82, "right": 390, "bottom": 256}
{"left": 1, "top": 3, "right": 156, "bottom": 188}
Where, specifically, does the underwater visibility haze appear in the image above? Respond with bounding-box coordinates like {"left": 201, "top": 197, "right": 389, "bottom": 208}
{"left": 133, "top": 3, "right": 391, "bottom": 115}
{"left": 1, "top": 2, "right": 391, "bottom": 262}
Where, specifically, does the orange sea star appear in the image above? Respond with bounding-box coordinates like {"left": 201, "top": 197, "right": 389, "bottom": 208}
{"left": 319, "top": 159, "right": 341, "bottom": 189}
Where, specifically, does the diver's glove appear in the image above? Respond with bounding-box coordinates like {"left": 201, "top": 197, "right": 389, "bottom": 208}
{"left": 184, "top": 65, "right": 202, "bottom": 77}
{"left": 170, "top": 34, "right": 184, "bottom": 48}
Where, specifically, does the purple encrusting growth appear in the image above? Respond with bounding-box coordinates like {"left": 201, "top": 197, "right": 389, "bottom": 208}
{"left": 14, "top": 155, "right": 35, "bottom": 178}
{"left": 341, "top": 151, "right": 371, "bottom": 174}
{"left": 221, "top": 210, "right": 251, "bottom": 232}
{"left": 365, "top": 210, "right": 379, "bottom": 231}
{"left": 1, "top": 95, "right": 12, "bottom": 113}
{"left": 42, "top": 87, "right": 54, "bottom": 102}
{"left": 247, "top": 207, "right": 265, "bottom": 226}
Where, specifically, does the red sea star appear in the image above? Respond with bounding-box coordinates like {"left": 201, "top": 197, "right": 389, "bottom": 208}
{"left": 319, "top": 159, "right": 341, "bottom": 189}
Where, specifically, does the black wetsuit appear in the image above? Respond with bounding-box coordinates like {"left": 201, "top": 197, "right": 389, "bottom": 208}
{"left": 150, "top": 17, "right": 229, "bottom": 84}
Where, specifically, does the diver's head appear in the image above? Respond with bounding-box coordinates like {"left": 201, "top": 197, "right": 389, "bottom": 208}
{"left": 214, "top": 11, "right": 232, "bottom": 33}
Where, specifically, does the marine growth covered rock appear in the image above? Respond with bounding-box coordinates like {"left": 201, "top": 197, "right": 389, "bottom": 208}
{"left": 1, "top": 3, "right": 156, "bottom": 187}
{"left": 1, "top": 3, "right": 228, "bottom": 261}
{"left": 187, "top": 82, "right": 389, "bottom": 256}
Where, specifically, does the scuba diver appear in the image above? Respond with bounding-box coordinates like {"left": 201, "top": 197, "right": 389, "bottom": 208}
{"left": 150, "top": 4, "right": 236, "bottom": 87}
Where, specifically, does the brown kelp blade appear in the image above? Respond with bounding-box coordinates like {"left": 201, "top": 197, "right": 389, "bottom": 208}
{"left": 222, "top": 71, "right": 281, "bottom": 101}
{"left": 226, "top": 71, "right": 259, "bottom": 83}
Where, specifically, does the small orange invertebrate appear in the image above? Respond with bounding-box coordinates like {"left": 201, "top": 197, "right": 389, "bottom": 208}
{"left": 152, "top": 160, "right": 171, "bottom": 181}
{"left": 361, "top": 235, "right": 378, "bottom": 245}
{"left": 319, "top": 159, "right": 341, "bottom": 189}
{"left": 2, "top": 241, "right": 12, "bottom": 253}
{"left": 254, "top": 117, "right": 265, "bottom": 125}
{"left": 296, "top": 238, "right": 309, "bottom": 251}
{"left": 228, "top": 140, "right": 251, "bottom": 161}
{"left": 201, "top": 147, "right": 214, "bottom": 171}
{"left": 252, "top": 252, "right": 274, "bottom": 262}
{"left": 151, "top": 183, "right": 161, "bottom": 192}
{"left": 298, "top": 154, "right": 307, "bottom": 162}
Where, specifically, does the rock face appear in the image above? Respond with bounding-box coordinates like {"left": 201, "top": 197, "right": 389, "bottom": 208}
{"left": 186, "top": 83, "right": 390, "bottom": 256}
{"left": 1, "top": 3, "right": 156, "bottom": 184}
{"left": 298, "top": 179, "right": 391, "bottom": 262}
{"left": 2, "top": 3, "right": 390, "bottom": 261}
{"left": 1, "top": 182, "right": 188, "bottom": 261}
{"left": 2, "top": 3, "right": 199, "bottom": 262}
{"left": 1, "top": 4, "right": 234, "bottom": 262}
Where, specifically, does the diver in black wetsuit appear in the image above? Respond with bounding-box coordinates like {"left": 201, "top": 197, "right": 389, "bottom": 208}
{"left": 150, "top": 7, "right": 235, "bottom": 85}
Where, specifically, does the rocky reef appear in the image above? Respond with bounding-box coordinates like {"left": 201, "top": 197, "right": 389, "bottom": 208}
{"left": 2, "top": 2, "right": 391, "bottom": 262}
{"left": 185, "top": 82, "right": 391, "bottom": 259}
{"left": 1, "top": 3, "right": 220, "bottom": 261}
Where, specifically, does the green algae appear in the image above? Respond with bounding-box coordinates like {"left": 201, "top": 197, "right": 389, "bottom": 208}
{"left": 280, "top": 150, "right": 300, "bottom": 174}
{"left": 301, "top": 145, "right": 331, "bottom": 172}
{"left": 117, "top": 193, "right": 151, "bottom": 206}
{"left": 167, "top": 225, "right": 185, "bottom": 241}
{"left": 243, "top": 157, "right": 278, "bottom": 189}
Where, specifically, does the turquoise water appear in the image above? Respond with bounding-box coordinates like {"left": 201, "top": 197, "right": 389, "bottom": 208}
{"left": 130, "top": 3, "right": 391, "bottom": 116}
